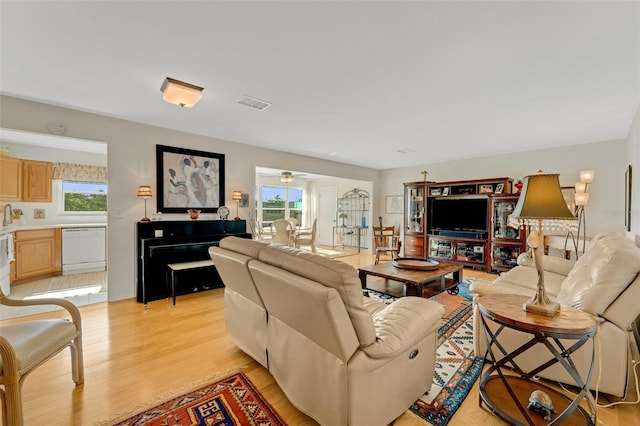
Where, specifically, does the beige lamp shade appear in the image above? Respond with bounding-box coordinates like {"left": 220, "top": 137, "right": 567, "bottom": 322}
{"left": 575, "top": 192, "right": 589, "bottom": 206}
{"left": 579, "top": 169, "right": 595, "bottom": 184}
{"left": 137, "top": 185, "right": 152, "bottom": 198}
{"left": 511, "top": 173, "right": 576, "bottom": 222}
{"left": 574, "top": 182, "right": 587, "bottom": 193}
{"left": 161, "top": 77, "right": 203, "bottom": 108}
{"left": 232, "top": 190, "right": 242, "bottom": 201}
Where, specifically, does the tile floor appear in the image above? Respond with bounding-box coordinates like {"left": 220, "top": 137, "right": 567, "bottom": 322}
{"left": 1, "top": 270, "right": 107, "bottom": 320}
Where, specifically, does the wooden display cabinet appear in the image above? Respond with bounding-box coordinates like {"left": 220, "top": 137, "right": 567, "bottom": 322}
{"left": 429, "top": 236, "right": 489, "bottom": 270}
{"left": 490, "top": 194, "right": 527, "bottom": 272}
{"left": 403, "top": 181, "right": 427, "bottom": 257}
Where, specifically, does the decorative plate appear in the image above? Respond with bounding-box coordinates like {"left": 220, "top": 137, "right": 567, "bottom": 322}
{"left": 218, "top": 206, "right": 230, "bottom": 220}
{"left": 392, "top": 257, "right": 440, "bottom": 270}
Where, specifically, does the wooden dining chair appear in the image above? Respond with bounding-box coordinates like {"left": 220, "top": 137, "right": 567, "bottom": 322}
{"left": 372, "top": 224, "right": 401, "bottom": 264}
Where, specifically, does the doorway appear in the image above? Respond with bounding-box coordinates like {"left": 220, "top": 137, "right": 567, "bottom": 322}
{"left": 0, "top": 128, "right": 108, "bottom": 319}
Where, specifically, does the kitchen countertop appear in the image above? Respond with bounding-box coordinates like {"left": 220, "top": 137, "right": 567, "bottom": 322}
{"left": 0, "top": 223, "right": 107, "bottom": 236}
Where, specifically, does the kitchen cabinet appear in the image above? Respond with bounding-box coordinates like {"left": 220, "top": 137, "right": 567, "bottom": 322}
{"left": 0, "top": 157, "right": 52, "bottom": 202}
{"left": 0, "top": 157, "right": 22, "bottom": 201}
{"left": 22, "top": 159, "right": 53, "bottom": 202}
{"left": 12, "top": 228, "right": 61, "bottom": 282}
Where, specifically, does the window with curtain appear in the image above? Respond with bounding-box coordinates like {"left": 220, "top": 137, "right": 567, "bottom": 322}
{"left": 54, "top": 162, "right": 108, "bottom": 212}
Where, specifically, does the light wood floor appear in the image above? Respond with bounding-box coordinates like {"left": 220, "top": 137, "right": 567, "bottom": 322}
{"left": 2, "top": 250, "right": 638, "bottom": 425}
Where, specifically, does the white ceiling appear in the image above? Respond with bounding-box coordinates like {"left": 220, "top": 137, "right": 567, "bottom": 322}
{"left": 1, "top": 1, "right": 638, "bottom": 170}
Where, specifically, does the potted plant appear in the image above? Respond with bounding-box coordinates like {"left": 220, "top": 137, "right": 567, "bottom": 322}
{"left": 338, "top": 213, "right": 348, "bottom": 227}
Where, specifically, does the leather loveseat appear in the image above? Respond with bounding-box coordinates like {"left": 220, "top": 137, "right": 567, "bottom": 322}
{"left": 470, "top": 232, "right": 640, "bottom": 397}
{"left": 209, "top": 236, "right": 445, "bottom": 426}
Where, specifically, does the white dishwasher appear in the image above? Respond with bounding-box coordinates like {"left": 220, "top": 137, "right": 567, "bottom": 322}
{"left": 62, "top": 227, "right": 106, "bottom": 275}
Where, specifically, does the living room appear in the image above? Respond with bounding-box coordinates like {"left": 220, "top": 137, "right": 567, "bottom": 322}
{"left": 1, "top": 1, "right": 639, "bottom": 425}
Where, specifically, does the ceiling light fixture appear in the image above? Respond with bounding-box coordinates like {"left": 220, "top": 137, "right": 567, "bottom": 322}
{"left": 160, "top": 77, "right": 204, "bottom": 108}
{"left": 280, "top": 172, "right": 293, "bottom": 183}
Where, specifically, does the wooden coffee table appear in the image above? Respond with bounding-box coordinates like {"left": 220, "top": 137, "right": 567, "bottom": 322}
{"left": 358, "top": 260, "right": 463, "bottom": 297}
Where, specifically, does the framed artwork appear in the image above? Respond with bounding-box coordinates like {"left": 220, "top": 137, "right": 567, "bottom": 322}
{"left": 561, "top": 186, "right": 576, "bottom": 215}
{"left": 156, "top": 144, "right": 225, "bottom": 213}
{"left": 430, "top": 188, "right": 442, "bottom": 196}
{"left": 385, "top": 195, "right": 403, "bottom": 214}
{"left": 479, "top": 184, "right": 493, "bottom": 194}
{"left": 442, "top": 187, "right": 450, "bottom": 196}
{"left": 625, "top": 165, "right": 632, "bottom": 232}
{"left": 494, "top": 183, "right": 504, "bottom": 194}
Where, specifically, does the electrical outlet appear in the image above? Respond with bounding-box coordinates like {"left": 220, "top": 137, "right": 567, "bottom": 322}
{"left": 34, "top": 209, "right": 46, "bottom": 219}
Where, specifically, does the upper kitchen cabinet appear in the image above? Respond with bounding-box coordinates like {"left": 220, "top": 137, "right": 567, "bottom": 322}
{"left": 0, "top": 157, "right": 22, "bottom": 201}
{"left": 0, "top": 157, "right": 53, "bottom": 202}
{"left": 22, "top": 159, "right": 53, "bottom": 202}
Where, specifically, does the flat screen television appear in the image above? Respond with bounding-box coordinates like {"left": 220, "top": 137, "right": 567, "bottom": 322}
{"left": 429, "top": 197, "right": 488, "bottom": 234}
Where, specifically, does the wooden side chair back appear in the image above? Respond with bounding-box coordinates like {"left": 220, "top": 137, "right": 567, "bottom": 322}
{"left": 373, "top": 224, "right": 401, "bottom": 264}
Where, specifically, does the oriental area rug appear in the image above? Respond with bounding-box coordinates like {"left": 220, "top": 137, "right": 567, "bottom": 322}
{"left": 367, "top": 279, "right": 483, "bottom": 426}
{"left": 97, "top": 371, "right": 286, "bottom": 426}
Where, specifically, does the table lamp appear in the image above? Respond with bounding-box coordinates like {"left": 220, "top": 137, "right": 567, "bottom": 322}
{"left": 137, "top": 185, "right": 153, "bottom": 222}
{"left": 232, "top": 190, "right": 242, "bottom": 220}
{"left": 510, "top": 171, "right": 577, "bottom": 316}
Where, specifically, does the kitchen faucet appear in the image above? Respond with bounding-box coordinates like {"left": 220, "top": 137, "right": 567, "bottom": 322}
{"left": 2, "top": 203, "right": 13, "bottom": 227}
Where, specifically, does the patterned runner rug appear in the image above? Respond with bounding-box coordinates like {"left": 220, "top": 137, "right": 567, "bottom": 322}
{"left": 367, "top": 279, "right": 483, "bottom": 426}
{"left": 97, "top": 371, "right": 286, "bottom": 426}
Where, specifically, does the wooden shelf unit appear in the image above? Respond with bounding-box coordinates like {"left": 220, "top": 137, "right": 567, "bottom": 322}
{"left": 404, "top": 177, "right": 516, "bottom": 272}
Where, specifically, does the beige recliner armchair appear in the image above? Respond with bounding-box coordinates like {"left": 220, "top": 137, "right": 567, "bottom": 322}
{"left": 211, "top": 237, "right": 444, "bottom": 426}
{"left": 0, "top": 288, "right": 84, "bottom": 426}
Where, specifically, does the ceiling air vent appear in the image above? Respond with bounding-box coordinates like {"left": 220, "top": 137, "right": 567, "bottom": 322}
{"left": 238, "top": 96, "right": 272, "bottom": 111}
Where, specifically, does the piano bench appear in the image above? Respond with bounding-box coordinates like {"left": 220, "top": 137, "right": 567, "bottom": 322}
{"left": 165, "top": 259, "right": 215, "bottom": 307}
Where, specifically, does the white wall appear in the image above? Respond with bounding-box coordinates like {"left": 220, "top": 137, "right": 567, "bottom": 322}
{"left": 0, "top": 95, "right": 379, "bottom": 301}
{"left": 627, "top": 104, "right": 640, "bottom": 244}
{"left": 379, "top": 139, "right": 628, "bottom": 239}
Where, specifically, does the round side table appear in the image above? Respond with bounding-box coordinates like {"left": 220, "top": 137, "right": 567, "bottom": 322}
{"left": 477, "top": 294, "right": 597, "bottom": 425}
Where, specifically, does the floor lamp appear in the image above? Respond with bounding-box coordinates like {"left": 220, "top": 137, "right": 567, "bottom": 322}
{"left": 510, "top": 171, "right": 577, "bottom": 316}
{"left": 137, "top": 185, "right": 152, "bottom": 222}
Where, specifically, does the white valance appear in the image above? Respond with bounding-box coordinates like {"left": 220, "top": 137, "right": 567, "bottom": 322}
{"left": 53, "top": 162, "right": 108, "bottom": 183}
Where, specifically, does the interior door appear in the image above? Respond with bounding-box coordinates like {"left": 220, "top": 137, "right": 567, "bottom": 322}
{"left": 317, "top": 186, "right": 338, "bottom": 246}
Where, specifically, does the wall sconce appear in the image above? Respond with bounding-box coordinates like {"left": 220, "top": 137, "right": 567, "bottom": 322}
{"left": 232, "top": 190, "right": 242, "bottom": 220}
{"left": 137, "top": 185, "right": 153, "bottom": 222}
{"left": 160, "top": 77, "right": 204, "bottom": 108}
{"left": 280, "top": 171, "right": 293, "bottom": 183}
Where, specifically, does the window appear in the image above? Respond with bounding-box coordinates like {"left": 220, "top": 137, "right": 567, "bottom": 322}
{"left": 257, "top": 185, "right": 303, "bottom": 224}
{"left": 62, "top": 181, "right": 107, "bottom": 212}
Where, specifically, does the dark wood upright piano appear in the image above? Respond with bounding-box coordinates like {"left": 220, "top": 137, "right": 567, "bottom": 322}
{"left": 136, "top": 220, "right": 251, "bottom": 304}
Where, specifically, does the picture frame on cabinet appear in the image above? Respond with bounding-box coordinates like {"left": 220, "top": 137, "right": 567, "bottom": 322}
{"left": 156, "top": 144, "right": 225, "bottom": 213}
{"left": 494, "top": 183, "right": 504, "bottom": 194}
{"left": 430, "top": 188, "right": 442, "bottom": 196}
{"left": 479, "top": 184, "right": 493, "bottom": 194}
{"left": 442, "top": 187, "right": 450, "bottom": 196}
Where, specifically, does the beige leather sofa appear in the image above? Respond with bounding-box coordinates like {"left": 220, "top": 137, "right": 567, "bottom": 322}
{"left": 471, "top": 232, "right": 640, "bottom": 397}
{"left": 209, "top": 236, "right": 445, "bottom": 426}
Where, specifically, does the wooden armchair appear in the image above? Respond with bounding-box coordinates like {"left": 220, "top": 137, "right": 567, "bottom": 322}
{"left": 0, "top": 288, "right": 84, "bottom": 425}
{"left": 372, "top": 224, "right": 401, "bottom": 264}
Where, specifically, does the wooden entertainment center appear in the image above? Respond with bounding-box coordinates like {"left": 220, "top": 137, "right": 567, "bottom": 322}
{"left": 403, "top": 178, "right": 526, "bottom": 272}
